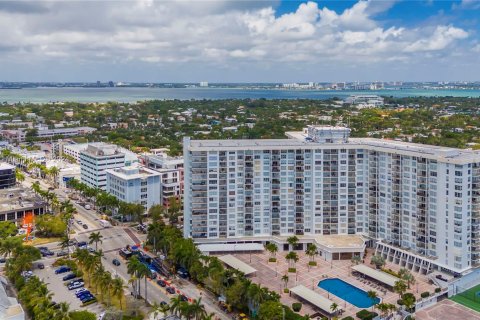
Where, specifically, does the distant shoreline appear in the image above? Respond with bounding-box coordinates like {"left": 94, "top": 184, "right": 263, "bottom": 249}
{"left": 0, "top": 86, "right": 479, "bottom": 103}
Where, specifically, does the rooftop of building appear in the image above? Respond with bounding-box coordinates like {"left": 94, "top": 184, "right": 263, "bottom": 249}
{"left": 0, "top": 277, "right": 24, "bottom": 319}
{"left": 186, "top": 126, "right": 480, "bottom": 164}
{"left": 0, "top": 186, "right": 45, "bottom": 213}
{"left": 81, "top": 142, "right": 124, "bottom": 157}
{"left": 0, "top": 162, "right": 15, "bottom": 171}
{"left": 106, "top": 165, "right": 160, "bottom": 180}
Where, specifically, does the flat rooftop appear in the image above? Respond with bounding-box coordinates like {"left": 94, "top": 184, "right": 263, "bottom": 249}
{"left": 186, "top": 130, "right": 480, "bottom": 163}
{"left": 106, "top": 166, "right": 160, "bottom": 180}
{"left": 314, "top": 234, "right": 365, "bottom": 249}
{"left": 0, "top": 186, "right": 45, "bottom": 213}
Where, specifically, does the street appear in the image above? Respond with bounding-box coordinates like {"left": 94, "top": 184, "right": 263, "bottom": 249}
{"left": 22, "top": 175, "right": 231, "bottom": 320}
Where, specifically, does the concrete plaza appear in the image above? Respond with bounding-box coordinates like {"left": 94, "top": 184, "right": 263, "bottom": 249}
{"left": 229, "top": 248, "right": 438, "bottom": 318}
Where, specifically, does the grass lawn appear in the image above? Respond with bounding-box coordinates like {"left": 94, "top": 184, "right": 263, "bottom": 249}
{"left": 451, "top": 284, "right": 480, "bottom": 313}
{"left": 29, "top": 237, "right": 61, "bottom": 246}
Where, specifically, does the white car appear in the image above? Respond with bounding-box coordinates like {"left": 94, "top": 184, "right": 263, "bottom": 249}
{"left": 75, "top": 288, "right": 88, "bottom": 295}
{"left": 68, "top": 281, "right": 84, "bottom": 290}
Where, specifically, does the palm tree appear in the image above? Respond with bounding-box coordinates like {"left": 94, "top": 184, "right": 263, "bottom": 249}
{"left": 88, "top": 232, "right": 103, "bottom": 251}
{"left": 367, "top": 290, "right": 378, "bottom": 311}
{"left": 247, "top": 283, "right": 264, "bottom": 313}
{"left": 111, "top": 277, "right": 125, "bottom": 310}
{"left": 287, "top": 235, "right": 299, "bottom": 251}
{"left": 281, "top": 274, "right": 289, "bottom": 289}
{"left": 376, "top": 302, "right": 389, "bottom": 318}
{"left": 189, "top": 297, "right": 207, "bottom": 320}
{"left": 394, "top": 280, "right": 407, "bottom": 298}
{"left": 371, "top": 255, "right": 386, "bottom": 269}
{"left": 330, "top": 302, "right": 338, "bottom": 319}
{"left": 285, "top": 251, "right": 299, "bottom": 270}
{"left": 399, "top": 268, "right": 416, "bottom": 289}
{"left": 136, "top": 262, "right": 151, "bottom": 305}
{"left": 170, "top": 295, "right": 184, "bottom": 317}
{"left": 53, "top": 302, "right": 70, "bottom": 320}
{"left": 265, "top": 242, "right": 278, "bottom": 262}
{"left": 48, "top": 166, "right": 60, "bottom": 188}
{"left": 351, "top": 255, "right": 362, "bottom": 266}
{"left": 305, "top": 243, "right": 317, "bottom": 266}
{"left": 127, "top": 256, "right": 143, "bottom": 298}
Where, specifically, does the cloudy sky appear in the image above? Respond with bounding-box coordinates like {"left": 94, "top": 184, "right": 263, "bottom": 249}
{"left": 0, "top": 0, "right": 479, "bottom": 82}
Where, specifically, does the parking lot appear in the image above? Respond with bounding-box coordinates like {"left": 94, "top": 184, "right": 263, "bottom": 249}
{"left": 32, "top": 257, "right": 104, "bottom": 315}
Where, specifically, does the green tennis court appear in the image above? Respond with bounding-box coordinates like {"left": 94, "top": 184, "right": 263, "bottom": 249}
{"left": 451, "top": 284, "right": 480, "bottom": 312}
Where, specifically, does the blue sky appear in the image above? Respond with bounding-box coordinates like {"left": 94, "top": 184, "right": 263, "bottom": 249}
{"left": 0, "top": 0, "right": 478, "bottom": 82}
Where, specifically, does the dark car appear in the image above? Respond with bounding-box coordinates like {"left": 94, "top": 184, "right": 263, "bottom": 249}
{"left": 55, "top": 266, "right": 71, "bottom": 274}
{"left": 179, "top": 294, "right": 188, "bottom": 302}
{"left": 82, "top": 224, "right": 88, "bottom": 229}
{"left": 81, "top": 296, "right": 96, "bottom": 304}
{"left": 57, "top": 251, "right": 68, "bottom": 257}
{"left": 0, "top": 257, "right": 6, "bottom": 263}
{"left": 160, "top": 301, "right": 168, "bottom": 306}
{"left": 166, "top": 287, "right": 176, "bottom": 294}
{"left": 63, "top": 273, "right": 76, "bottom": 281}
{"left": 157, "top": 279, "right": 167, "bottom": 287}
{"left": 37, "top": 263, "right": 45, "bottom": 269}
{"left": 78, "top": 292, "right": 93, "bottom": 300}
{"left": 112, "top": 259, "right": 121, "bottom": 266}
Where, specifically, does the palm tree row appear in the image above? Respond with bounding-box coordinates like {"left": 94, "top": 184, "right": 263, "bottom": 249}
{"left": 73, "top": 249, "right": 126, "bottom": 310}
{"left": 146, "top": 221, "right": 301, "bottom": 319}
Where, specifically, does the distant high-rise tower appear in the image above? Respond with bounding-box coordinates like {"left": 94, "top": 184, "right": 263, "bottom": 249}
{"left": 199, "top": 81, "right": 209, "bottom": 87}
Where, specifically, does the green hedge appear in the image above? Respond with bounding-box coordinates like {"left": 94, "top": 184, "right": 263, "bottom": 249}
{"left": 421, "top": 291, "right": 430, "bottom": 298}
{"left": 292, "top": 302, "right": 302, "bottom": 312}
{"left": 341, "top": 317, "right": 354, "bottom": 320}
{"left": 356, "top": 309, "right": 378, "bottom": 320}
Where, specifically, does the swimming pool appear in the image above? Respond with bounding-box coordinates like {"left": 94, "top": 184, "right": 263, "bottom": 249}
{"left": 318, "top": 278, "right": 380, "bottom": 308}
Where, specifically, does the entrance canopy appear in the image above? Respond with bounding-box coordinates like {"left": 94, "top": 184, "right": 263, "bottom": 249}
{"left": 218, "top": 255, "right": 257, "bottom": 276}
{"left": 290, "top": 285, "right": 340, "bottom": 314}
{"left": 198, "top": 243, "right": 264, "bottom": 253}
{"left": 351, "top": 264, "right": 398, "bottom": 287}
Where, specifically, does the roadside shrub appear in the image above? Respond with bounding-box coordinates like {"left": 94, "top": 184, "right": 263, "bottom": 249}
{"left": 341, "top": 317, "right": 354, "bottom": 320}
{"left": 288, "top": 268, "right": 296, "bottom": 273}
{"left": 308, "top": 261, "right": 317, "bottom": 266}
{"left": 292, "top": 302, "right": 302, "bottom": 312}
{"left": 356, "top": 309, "right": 378, "bottom": 320}
{"left": 70, "top": 310, "right": 96, "bottom": 320}
{"left": 269, "top": 257, "right": 277, "bottom": 262}
{"left": 435, "top": 287, "right": 441, "bottom": 293}
{"left": 284, "top": 288, "right": 289, "bottom": 293}
{"left": 421, "top": 291, "right": 430, "bottom": 298}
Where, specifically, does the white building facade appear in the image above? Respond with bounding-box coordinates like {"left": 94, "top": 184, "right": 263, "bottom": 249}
{"left": 80, "top": 143, "right": 125, "bottom": 190}
{"left": 142, "top": 154, "right": 184, "bottom": 207}
{"left": 183, "top": 126, "right": 480, "bottom": 275}
{"left": 106, "top": 166, "right": 161, "bottom": 210}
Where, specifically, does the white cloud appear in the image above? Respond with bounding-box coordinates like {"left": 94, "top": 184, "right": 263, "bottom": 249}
{"left": 0, "top": 0, "right": 474, "bottom": 81}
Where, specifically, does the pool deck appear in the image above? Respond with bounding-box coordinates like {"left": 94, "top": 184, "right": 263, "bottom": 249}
{"left": 229, "top": 248, "right": 437, "bottom": 318}
{"left": 416, "top": 299, "right": 480, "bottom": 320}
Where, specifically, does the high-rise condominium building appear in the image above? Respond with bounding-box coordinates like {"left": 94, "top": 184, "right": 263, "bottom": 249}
{"left": 184, "top": 126, "right": 480, "bottom": 274}
{"left": 80, "top": 143, "right": 125, "bottom": 190}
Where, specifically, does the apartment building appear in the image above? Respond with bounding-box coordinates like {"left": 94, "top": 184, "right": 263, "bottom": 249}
{"left": 0, "top": 163, "right": 16, "bottom": 189}
{"left": 79, "top": 143, "right": 125, "bottom": 190}
{"left": 64, "top": 142, "right": 138, "bottom": 165}
{"left": 184, "top": 126, "right": 480, "bottom": 275}
{"left": 142, "top": 154, "right": 184, "bottom": 207}
{"left": 106, "top": 166, "right": 161, "bottom": 210}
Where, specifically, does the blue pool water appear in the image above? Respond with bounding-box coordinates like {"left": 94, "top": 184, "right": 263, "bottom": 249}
{"left": 318, "top": 278, "right": 380, "bottom": 308}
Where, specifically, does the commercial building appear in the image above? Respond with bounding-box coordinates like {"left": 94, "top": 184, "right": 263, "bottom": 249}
{"left": 0, "top": 186, "right": 46, "bottom": 223}
{"left": 344, "top": 95, "right": 384, "bottom": 107}
{"left": 0, "top": 163, "right": 16, "bottom": 189}
{"left": 106, "top": 166, "right": 161, "bottom": 210}
{"left": 79, "top": 143, "right": 125, "bottom": 190}
{"left": 64, "top": 142, "right": 138, "bottom": 165}
{"left": 35, "top": 126, "right": 96, "bottom": 138}
{"left": 142, "top": 154, "right": 184, "bottom": 207}
{"left": 184, "top": 126, "right": 480, "bottom": 275}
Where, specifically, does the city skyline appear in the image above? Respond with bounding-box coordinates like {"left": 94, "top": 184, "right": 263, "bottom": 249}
{"left": 0, "top": 0, "right": 479, "bottom": 82}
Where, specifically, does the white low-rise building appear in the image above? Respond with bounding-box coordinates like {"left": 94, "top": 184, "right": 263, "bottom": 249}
{"left": 106, "top": 166, "right": 161, "bottom": 210}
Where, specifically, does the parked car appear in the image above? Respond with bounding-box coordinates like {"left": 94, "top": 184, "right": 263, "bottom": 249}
{"left": 77, "top": 220, "right": 83, "bottom": 225}
{"left": 177, "top": 267, "right": 189, "bottom": 279}
{"left": 63, "top": 273, "right": 76, "bottom": 281}
{"left": 112, "top": 259, "right": 121, "bottom": 266}
{"left": 157, "top": 279, "right": 167, "bottom": 287}
{"left": 68, "top": 282, "right": 85, "bottom": 290}
{"left": 160, "top": 301, "right": 168, "bottom": 306}
{"left": 77, "top": 292, "right": 93, "bottom": 299}
{"left": 166, "top": 287, "right": 176, "bottom": 294}
{"left": 37, "top": 263, "right": 45, "bottom": 269}
{"left": 81, "top": 295, "right": 96, "bottom": 303}
{"left": 82, "top": 224, "right": 89, "bottom": 229}
{"left": 75, "top": 288, "right": 89, "bottom": 296}
{"left": 57, "top": 251, "right": 68, "bottom": 257}
{"left": 179, "top": 294, "right": 188, "bottom": 302}
{"left": 0, "top": 257, "right": 6, "bottom": 263}
{"left": 55, "top": 266, "right": 71, "bottom": 274}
